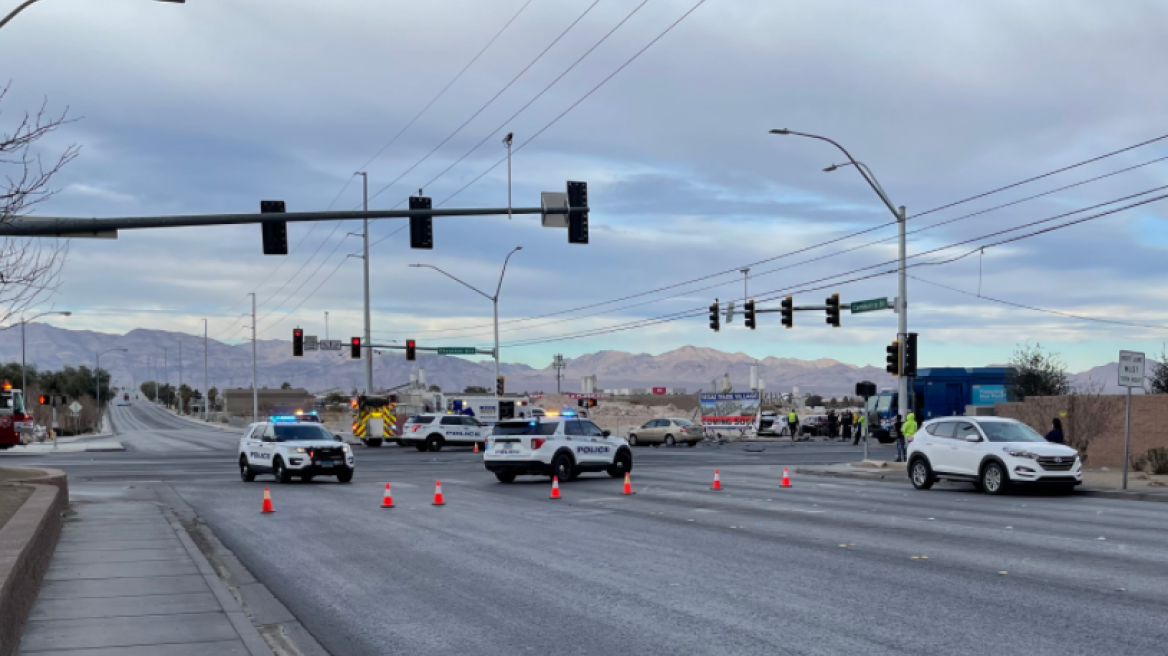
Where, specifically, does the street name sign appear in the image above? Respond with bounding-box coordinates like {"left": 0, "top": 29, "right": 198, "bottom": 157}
{"left": 437, "top": 347, "right": 477, "bottom": 355}
{"left": 304, "top": 335, "right": 318, "bottom": 351}
{"left": 850, "top": 297, "right": 889, "bottom": 314}
{"left": 319, "top": 340, "right": 343, "bottom": 351}
{"left": 1118, "top": 350, "right": 1146, "bottom": 387}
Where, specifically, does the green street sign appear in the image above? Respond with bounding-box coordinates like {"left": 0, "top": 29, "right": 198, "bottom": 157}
{"left": 850, "top": 297, "right": 889, "bottom": 314}
{"left": 437, "top": 347, "right": 477, "bottom": 355}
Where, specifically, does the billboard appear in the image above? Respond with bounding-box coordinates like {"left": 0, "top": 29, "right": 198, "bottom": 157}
{"left": 971, "top": 385, "right": 1007, "bottom": 406}
{"left": 700, "top": 392, "right": 760, "bottom": 432}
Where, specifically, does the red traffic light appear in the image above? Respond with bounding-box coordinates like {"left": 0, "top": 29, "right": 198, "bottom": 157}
{"left": 39, "top": 395, "right": 47, "bottom": 404}
{"left": 406, "top": 339, "right": 417, "bottom": 361}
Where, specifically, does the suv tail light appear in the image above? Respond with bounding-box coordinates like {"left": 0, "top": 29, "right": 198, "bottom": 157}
{"left": 531, "top": 438, "right": 546, "bottom": 450}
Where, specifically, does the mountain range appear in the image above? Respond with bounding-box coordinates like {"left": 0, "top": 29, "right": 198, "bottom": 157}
{"left": 0, "top": 323, "right": 1128, "bottom": 397}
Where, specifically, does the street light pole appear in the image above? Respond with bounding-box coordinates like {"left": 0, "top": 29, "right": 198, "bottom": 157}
{"left": 250, "top": 292, "right": 257, "bottom": 423}
{"left": 769, "top": 128, "right": 911, "bottom": 419}
{"left": 410, "top": 246, "right": 523, "bottom": 391}
{"left": 356, "top": 172, "right": 373, "bottom": 395}
{"left": 503, "top": 132, "right": 514, "bottom": 221}
{"left": 203, "top": 318, "right": 209, "bottom": 422}
{"left": 325, "top": 311, "right": 329, "bottom": 342}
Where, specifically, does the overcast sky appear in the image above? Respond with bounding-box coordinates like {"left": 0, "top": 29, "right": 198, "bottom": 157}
{"left": 4, "top": 0, "right": 1168, "bottom": 372}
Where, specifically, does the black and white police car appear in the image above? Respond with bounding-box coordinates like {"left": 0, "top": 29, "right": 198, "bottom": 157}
{"left": 401, "top": 413, "right": 487, "bottom": 452}
{"left": 483, "top": 412, "right": 632, "bottom": 483}
{"left": 238, "top": 415, "right": 354, "bottom": 484}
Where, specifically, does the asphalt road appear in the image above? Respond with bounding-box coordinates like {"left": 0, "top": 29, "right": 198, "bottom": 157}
{"left": 8, "top": 403, "right": 1168, "bottom": 655}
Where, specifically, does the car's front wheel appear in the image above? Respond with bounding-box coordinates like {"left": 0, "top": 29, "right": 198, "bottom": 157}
{"left": 273, "top": 458, "right": 292, "bottom": 484}
{"left": 239, "top": 457, "right": 255, "bottom": 482}
{"left": 495, "top": 472, "right": 516, "bottom": 484}
{"left": 607, "top": 450, "right": 632, "bottom": 478}
{"left": 336, "top": 469, "right": 353, "bottom": 483}
{"left": 981, "top": 461, "right": 1009, "bottom": 495}
{"left": 909, "top": 457, "right": 935, "bottom": 490}
{"left": 664, "top": 434, "right": 676, "bottom": 447}
{"left": 628, "top": 434, "right": 638, "bottom": 447}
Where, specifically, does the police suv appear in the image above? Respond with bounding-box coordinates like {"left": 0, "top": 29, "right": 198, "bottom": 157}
{"left": 238, "top": 416, "right": 354, "bottom": 484}
{"left": 483, "top": 413, "right": 632, "bottom": 483}
{"left": 401, "top": 413, "right": 486, "bottom": 452}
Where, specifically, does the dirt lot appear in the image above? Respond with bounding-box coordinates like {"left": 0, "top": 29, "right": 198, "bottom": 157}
{"left": 0, "top": 485, "right": 34, "bottom": 532}
{"left": 536, "top": 395, "right": 698, "bottom": 437}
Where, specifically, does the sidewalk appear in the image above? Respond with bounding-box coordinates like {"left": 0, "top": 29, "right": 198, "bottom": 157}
{"left": 17, "top": 500, "right": 272, "bottom": 656}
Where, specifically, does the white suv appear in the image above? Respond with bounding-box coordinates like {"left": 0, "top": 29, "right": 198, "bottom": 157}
{"left": 239, "top": 419, "right": 354, "bottom": 484}
{"left": 907, "top": 417, "right": 1080, "bottom": 495}
{"left": 484, "top": 415, "right": 632, "bottom": 484}
{"left": 401, "top": 413, "right": 486, "bottom": 452}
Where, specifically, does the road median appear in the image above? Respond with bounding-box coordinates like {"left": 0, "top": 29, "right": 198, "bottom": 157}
{"left": 0, "top": 467, "right": 68, "bottom": 656}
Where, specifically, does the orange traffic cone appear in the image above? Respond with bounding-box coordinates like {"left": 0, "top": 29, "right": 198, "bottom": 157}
{"left": 621, "top": 472, "right": 634, "bottom": 495}
{"left": 781, "top": 467, "right": 792, "bottom": 488}
{"left": 550, "top": 476, "right": 562, "bottom": 500}
{"left": 474, "top": 442, "right": 479, "bottom": 453}
{"left": 261, "top": 487, "right": 275, "bottom": 514}
{"left": 433, "top": 481, "right": 446, "bottom": 506}
{"left": 711, "top": 469, "right": 722, "bottom": 491}
{"left": 381, "top": 483, "right": 395, "bottom": 508}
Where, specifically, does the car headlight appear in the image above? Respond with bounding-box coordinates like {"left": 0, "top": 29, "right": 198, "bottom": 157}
{"left": 341, "top": 445, "right": 350, "bottom": 453}
{"left": 294, "top": 447, "right": 307, "bottom": 453}
{"left": 1002, "top": 448, "right": 1038, "bottom": 459}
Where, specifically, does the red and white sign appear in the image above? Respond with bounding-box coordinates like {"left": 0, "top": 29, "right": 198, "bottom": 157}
{"left": 652, "top": 387, "right": 667, "bottom": 395}
{"left": 564, "top": 393, "right": 608, "bottom": 400}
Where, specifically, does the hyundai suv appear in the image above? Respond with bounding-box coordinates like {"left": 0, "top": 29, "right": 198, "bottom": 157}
{"left": 907, "top": 417, "right": 1080, "bottom": 495}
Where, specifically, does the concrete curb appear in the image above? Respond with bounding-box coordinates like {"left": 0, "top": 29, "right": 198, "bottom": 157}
{"left": 795, "top": 467, "right": 907, "bottom": 482}
{"left": 0, "top": 468, "right": 68, "bottom": 656}
{"left": 1075, "top": 487, "right": 1168, "bottom": 503}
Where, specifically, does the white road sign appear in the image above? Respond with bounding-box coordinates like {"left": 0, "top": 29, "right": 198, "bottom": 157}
{"left": 69, "top": 401, "right": 82, "bottom": 413}
{"left": 319, "top": 339, "right": 343, "bottom": 351}
{"left": 1118, "top": 350, "right": 1146, "bottom": 388}
{"left": 305, "top": 335, "right": 319, "bottom": 351}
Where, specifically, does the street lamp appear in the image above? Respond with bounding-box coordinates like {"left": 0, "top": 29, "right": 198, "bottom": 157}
{"left": 1, "top": 0, "right": 184, "bottom": 31}
{"left": 410, "top": 246, "right": 523, "bottom": 389}
{"left": 18, "top": 311, "right": 71, "bottom": 394}
{"left": 96, "top": 348, "right": 128, "bottom": 428}
{"left": 768, "top": 128, "right": 910, "bottom": 421}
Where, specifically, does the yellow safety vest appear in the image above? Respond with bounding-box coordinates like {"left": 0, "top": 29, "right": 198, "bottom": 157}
{"left": 788, "top": 412, "right": 797, "bottom": 423}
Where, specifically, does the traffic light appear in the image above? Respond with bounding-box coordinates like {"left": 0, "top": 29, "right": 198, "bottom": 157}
{"left": 825, "top": 293, "right": 840, "bottom": 328}
{"left": 409, "top": 194, "right": 433, "bottom": 250}
{"left": 260, "top": 200, "right": 288, "bottom": 255}
{"left": 406, "top": 339, "right": 417, "bottom": 361}
{"left": 744, "top": 299, "right": 756, "bottom": 330}
{"left": 708, "top": 300, "right": 720, "bottom": 332}
{"left": 903, "top": 332, "right": 919, "bottom": 377}
{"left": 781, "top": 296, "right": 794, "bottom": 329}
{"left": 292, "top": 328, "right": 304, "bottom": 357}
{"left": 578, "top": 398, "right": 597, "bottom": 408}
{"left": 885, "top": 340, "right": 901, "bottom": 377}
{"left": 350, "top": 337, "right": 362, "bottom": 359}
{"left": 38, "top": 395, "right": 46, "bottom": 405}
{"left": 567, "top": 180, "right": 589, "bottom": 244}
{"left": 496, "top": 376, "right": 505, "bottom": 396}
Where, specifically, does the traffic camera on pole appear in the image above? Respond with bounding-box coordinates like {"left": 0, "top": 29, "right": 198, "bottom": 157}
{"left": 744, "top": 299, "right": 756, "bottom": 330}
{"left": 825, "top": 293, "right": 840, "bottom": 328}
{"left": 292, "top": 328, "right": 304, "bottom": 357}
{"left": 406, "top": 339, "right": 417, "bottom": 362}
{"left": 708, "top": 299, "right": 720, "bottom": 332}
{"left": 885, "top": 340, "right": 901, "bottom": 377}
{"left": 902, "top": 332, "right": 919, "bottom": 377}
{"left": 350, "top": 337, "right": 362, "bottom": 360}
{"left": 781, "top": 296, "right": 794, "bottom": 329}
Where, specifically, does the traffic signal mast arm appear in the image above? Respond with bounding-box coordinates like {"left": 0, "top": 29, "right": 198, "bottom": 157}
{"left": 360, "top": 342, "right": 497, "bottom": 356}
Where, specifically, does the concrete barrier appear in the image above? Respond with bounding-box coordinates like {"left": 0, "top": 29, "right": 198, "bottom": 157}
{"left": 0, "top": 468, "right": 68, "bottom": 656}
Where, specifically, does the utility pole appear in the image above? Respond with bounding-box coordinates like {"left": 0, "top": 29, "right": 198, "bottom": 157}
{"left": 503, "top": 132, "right": 514, "bottom": 221}
{"left": 740, "top": 267, "right": 750, "bottom": 304}
{"left": 553, "top": 354, "right": 565, "bottom": 395}
{"left": 356, "top": 172, "right": 373, "bottom": 395}
{"left": 203, "top": 318, "right": 209, "bottom": 422}
{"left": 897, "top": 205, "right": 909, "bottom": 420}
{"left": 325, "top": 311, "right": 329, "bottom": 341}
{"left": 250, "top": 293, "right": 258, "bottom": 422}
{"left": 163, "top": 347, "right": 168, "bottom": 407}
{"left": 178, "top": 340, "right": 183, "bottom": 409}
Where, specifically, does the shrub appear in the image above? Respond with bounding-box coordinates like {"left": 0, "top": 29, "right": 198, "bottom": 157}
{"left": 1146, "top": 447, "right": 1168, "bottom": 475}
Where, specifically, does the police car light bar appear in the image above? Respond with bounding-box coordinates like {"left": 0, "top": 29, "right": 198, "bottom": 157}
{"left": 270, "top": 415, "right": 299, "bottom": 423}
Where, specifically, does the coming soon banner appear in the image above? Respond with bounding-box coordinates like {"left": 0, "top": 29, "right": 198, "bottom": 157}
{"left": 699, "top": 392, "right": 760, "bottom": 433}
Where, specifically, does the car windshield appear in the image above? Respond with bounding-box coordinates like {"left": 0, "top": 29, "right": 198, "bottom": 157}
{"left": 979, "top": 421, "right": 1047, "bottom": 443}
{"left": 875, "top": 394, "right": 893, "bottom": 413}
{"left": 274, "top": 424, "right": 332, "bottom": 441}
{"left": 492, "top": 421, "right": 559, "bottom": 436}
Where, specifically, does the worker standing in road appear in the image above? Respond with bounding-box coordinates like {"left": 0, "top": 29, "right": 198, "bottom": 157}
{"left": 898, "top": 411, "right": 918, "bottom": 462}
{"left": 787, "top": 409, "right": 799, "bottom": 440}
{"left": 854, "top": 412, "right": 865, "bottom": 446}
{"left": 893, "top": 414, "right": 905, "bottom": 462}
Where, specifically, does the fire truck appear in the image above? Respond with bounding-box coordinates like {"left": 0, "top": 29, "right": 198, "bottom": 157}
{"left": 350, "top": 394, "right": 397, "bottom": 448}
{"left": 0, "top": 382, "right": 34, "bottom": 449}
